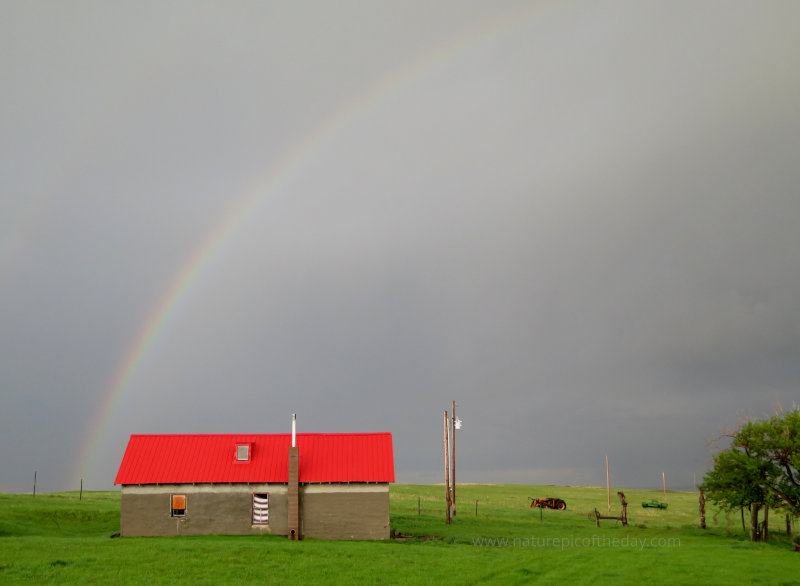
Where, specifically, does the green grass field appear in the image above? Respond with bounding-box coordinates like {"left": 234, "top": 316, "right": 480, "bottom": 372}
{"left": 1, "top": 485, "right": 797, "bottom": 584}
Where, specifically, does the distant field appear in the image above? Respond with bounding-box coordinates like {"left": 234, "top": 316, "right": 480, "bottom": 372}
{"left": 0, "top": 485, "right": 797, "bottom": 584}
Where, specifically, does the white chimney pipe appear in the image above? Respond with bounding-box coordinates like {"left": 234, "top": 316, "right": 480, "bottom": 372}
{"left": 292, "top": 413, "right": 296, "bottom": 448}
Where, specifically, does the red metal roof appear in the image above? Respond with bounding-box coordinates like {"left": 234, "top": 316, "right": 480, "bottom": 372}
{"left": 114, "top": 433, "right": 394, "bottom": 485}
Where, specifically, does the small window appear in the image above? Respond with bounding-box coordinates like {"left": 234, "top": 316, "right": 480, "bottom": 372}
{"left": 252, "top": 493, "right": 269, "bottom": 525}
{"left": 171, "top": 494, "right": 186, "bottom": 517}
{"left": 236, "top": 444, "right": 250, "bottom": 461}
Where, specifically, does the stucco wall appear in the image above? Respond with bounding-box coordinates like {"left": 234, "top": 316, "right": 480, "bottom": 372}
{"left": 120, "top": 483, "right": 389, "bottom": 539}
{"left": 120, "top": 484, "right": 288, "bottom": 537}
{"left": 301, "top": 484, "right": 390, "bottom": 540}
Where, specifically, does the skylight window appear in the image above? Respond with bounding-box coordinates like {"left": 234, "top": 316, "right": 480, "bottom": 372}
{"left": 236, "top": 444, "right": 250, "bottom": 461}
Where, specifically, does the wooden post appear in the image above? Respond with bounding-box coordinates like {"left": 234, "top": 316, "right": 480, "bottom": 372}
{"left": 451, "top": 400, "right": 456, "bottom": 516}
{"left": 606, "top": 455, "right": 611, "bottom": 512}
{"left": 662, "top": 471, "right": 666, "bottom": 499}
{"left": 617, "top": 491, "right": 628, "bottom": 527}
{"left": 443, "top": 410, "right": 451, "bottom": 524}
{"left": 80, "top": 478, "right": 83, "bottom": 501}
{"left": 475, "top": 500, "right": 478, "bottom": 516}
{"left": 33, "top": 471, "right": 37, "bottom": 497}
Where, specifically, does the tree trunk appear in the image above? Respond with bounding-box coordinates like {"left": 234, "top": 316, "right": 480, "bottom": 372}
{"left": 749, "top": 504, "right": 761, "bottom": 542}
{"left": 763, "top": 504, "right": 769, "bottom": 541}
{"left": 698, "top": 489, "right": 706, "bottom": 529}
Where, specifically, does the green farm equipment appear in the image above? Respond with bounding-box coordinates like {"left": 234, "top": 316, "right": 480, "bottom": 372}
{"left": 641, "top": 500, "right": 668, "bottom": 509}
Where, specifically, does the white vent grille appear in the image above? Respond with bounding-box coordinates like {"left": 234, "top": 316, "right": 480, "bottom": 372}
{"left": 252, "top": 493, "right": 269, "bottom": 524}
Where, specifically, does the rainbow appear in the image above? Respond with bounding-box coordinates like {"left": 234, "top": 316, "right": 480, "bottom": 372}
{"left": 74, "top": 1, "right": 559, "bottom": 487}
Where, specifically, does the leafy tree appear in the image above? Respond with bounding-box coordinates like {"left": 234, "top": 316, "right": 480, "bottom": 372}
{"left": 701, "top": 446, "right": 771, "bottom": 541}
{"left": 734, "top": 409, "right": 800, "bottom": 516}
{"left": 701, "top": 408, "right": 800, "bottom": 542}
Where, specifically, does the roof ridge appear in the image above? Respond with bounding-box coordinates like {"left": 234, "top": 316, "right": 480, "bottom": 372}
{"left": 128, "top": 432, "right": 392, "bottom": 437}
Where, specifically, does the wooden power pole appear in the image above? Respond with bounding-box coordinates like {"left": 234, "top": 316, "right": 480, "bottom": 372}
{"left": 443, "top": 410, "right": 451, "bottom": 524}
{"left": 451, "top": 400, "right": 456, "bottom": 516}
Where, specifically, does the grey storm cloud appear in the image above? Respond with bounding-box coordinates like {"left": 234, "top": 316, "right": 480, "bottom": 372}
{"left": 2, "top": 0, "right": 800, "bottom": 493}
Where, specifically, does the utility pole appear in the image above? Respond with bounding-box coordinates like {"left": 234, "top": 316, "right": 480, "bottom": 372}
{"left": 451, "top": 400, "right": 456, "bottom": 516}
{"left": 606, "top": 455, "right": 611, "bottom": 512}
{"left": 443, "top": 410, "right": 451, "bottom": 524}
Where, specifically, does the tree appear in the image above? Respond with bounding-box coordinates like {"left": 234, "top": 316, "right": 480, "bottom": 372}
{"left": 701, "top": 408, "right": 800, "bottom": 542}
{"left": 701, "top": 447, "right": 771, "bottom": 541}
{"left": 734, "top": 409, "right": 800, "bottom": 516}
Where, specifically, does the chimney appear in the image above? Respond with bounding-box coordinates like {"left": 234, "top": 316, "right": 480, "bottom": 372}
{"left": 288, "top": 413, "right": 299, "bottom": 539}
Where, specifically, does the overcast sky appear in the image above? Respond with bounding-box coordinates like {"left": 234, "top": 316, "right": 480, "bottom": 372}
{"left": 2, "top": 1, "right": 800, "bottom": 494}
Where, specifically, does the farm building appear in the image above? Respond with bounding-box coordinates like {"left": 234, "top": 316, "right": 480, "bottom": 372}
{"left": 114, "top": 431, "right": 394, "bottom": 539}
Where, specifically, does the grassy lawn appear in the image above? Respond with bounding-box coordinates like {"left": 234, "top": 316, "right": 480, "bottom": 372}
{"left": 0, "top": 486, "right": 797, "bottom": 584}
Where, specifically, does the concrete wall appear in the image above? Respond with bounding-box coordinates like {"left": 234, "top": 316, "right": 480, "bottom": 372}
{"left": 120, "top": 484, "right": 288, "bottom": 537}
{"left": 120, "top": 483, "right": 389, "bottom": 540}
{"left": 301, "top": 484, "right": 390, "bottom": 540}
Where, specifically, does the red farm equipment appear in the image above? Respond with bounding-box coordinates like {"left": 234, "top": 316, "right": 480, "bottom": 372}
{"left": 529, "top": 497, "right": 567, "bottom": 510}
